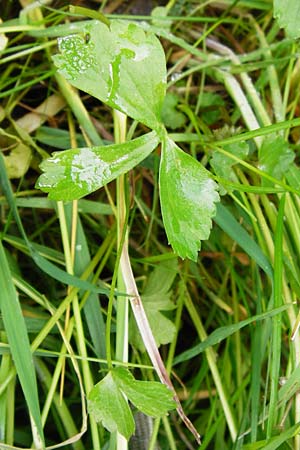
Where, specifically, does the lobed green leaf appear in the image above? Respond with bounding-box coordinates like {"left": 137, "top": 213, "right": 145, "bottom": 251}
{"left": 36, "top": 131, "right": 159, "bottom": 201}
{"left": 88, "top": 367, "right": 176, "bottom": 440}
{"left": 274, "top": 0, "right": 300, "bottom": 38}
{"left": 53, "top": 20, "right": 167, "bottom": 131}
{"left": 258, "top": 135, "right": 294, "bottom": 185}
{"left": 159, "top": 137, "right": 220, "bottom": 261}
{"left": 88, "top": 372, "right": 135, "bottom": 440}
{"left": 130, "top": 259, "right": 177, "bottom": 350}
{"left": 112, "top": 367, "right": 176, "bottom": 417}
{"left": 211, "top": 141, "right": 249, "bottom": 194}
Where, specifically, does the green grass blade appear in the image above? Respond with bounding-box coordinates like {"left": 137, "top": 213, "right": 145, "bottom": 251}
{"left": 267, "top": 194, "right": 285, "bottom": 436}
{"left": 0, "top": 241, "right": 44, "bottom": 447}
{"left": 64, "top": 203, "right": 107, "bottom": 359}
{"left": 174, "top": 304, "right": 291, "bottom": 365}
{"left": 214, "top": 203, "right": 273, "bottom": 279}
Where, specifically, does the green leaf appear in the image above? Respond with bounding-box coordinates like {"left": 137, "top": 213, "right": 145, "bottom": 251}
{"left": 274, "top": 0, "right": 300, "bottom": 38}
{"left": 88, "top": 372, "right": 135, "bottom": 440}
{"left": 159, "top": 137, "right": 219, "bottom": 261}
{"left": 36, "top": 131, "right": 159, "bottom": 201}
{"left": 173, "top": 304, "right": 291, "bottom": 365}
{"left": 199, "top": 92, "right": 224, "bottom": 125}
{"left": 0, "top": 241, "right": 44, "bottom": 446}
{"left": 161, "top": 93, "right": 187, "bottom": 130}
{"left": 214, "top": 203, "right": 273, "bottom": 280}
{"left": 112, "top": 367, "right": 176, "bottom": 417}
{"left": 210, "top": 141, "right": 249, "bottom": 194}
{"left": 53, "top": 20, "right": 166, "bottom": 131}
{"left": 258, "top": 135, "right": 294, "bottom": 186}
{"left": 130, "top": 259, "right": 177, "bottom": 350}
{"left": 3, "top": 142, "right": 32, "bottom": 178}
{"left": 36, "top": 126, "right": 86, "bottom": 149}
{"left": 88, "top": 368, "right": 176, "bottom": 440}
{"left": 243, "top": 421, "right": 300, "bottom": 449}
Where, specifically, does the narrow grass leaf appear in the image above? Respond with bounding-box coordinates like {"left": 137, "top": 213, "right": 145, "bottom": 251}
{"left": 243, "top": 421, "right": 300, "bottom": 449}
{"left": 173, "top": 304, "right": 291, "bottom": 364}
{"left": 64, "top": 204, "right": 106, "bottom": 359}
{"left": 210, "top": 141, "right": 249, "bottom": 193}
{"left": 214, "top": 203, "right": 273, "bottom": 279}
{"left": 0, "top": 241, "right": 44, "bottom": 446}
{"left": 267, "top": 194, "right": 285, "bottom": 436}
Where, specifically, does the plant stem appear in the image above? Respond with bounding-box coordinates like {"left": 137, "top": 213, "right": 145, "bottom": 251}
{"left": 114, "top": 110, "right": 129, "bottom": 450}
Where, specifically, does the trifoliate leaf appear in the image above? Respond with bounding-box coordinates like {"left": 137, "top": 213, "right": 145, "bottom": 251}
{"left": 258, "top": 135, "right": 294, "bottom": 186}
{"left": 274, "top": 0, "right": 300, "bottom": 38}
{"left": 112, "top": 367, "right": 176, "bottom": 417}
{"left": 88, "top": 372, "right": 135, "bottom": 440}
{"left": 36, "top": 131, "right": 159, "bottom": 201}
{"left": 53, "top": 20, "right": 166, "bottom": 131}
{"left": 129, "top": 259, "right": 177, "bottom": 350}
{"left": 159, "top": 137, "right": 220, "bottom": 261}
{"left": 210, "top": 141, "right": 249, "bottom": 194}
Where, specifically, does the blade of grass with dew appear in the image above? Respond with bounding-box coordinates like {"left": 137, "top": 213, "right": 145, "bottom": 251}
{"left": 0, "top": 241, "right": 45, "bottom": 448}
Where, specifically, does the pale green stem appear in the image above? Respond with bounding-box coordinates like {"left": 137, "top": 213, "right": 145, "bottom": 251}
{"left": 162, "top": 416, "right": 177, "bottom": 450}
{"left": 267, "top": 195, "right": 285, "bottom": 437}
{"left": 252, "top": 20, "right": 284, "bottom": 123}
{"left": 114, "top": 110, "right": 129, "bottom": 450}
{"left": 231, "top": 274, "right": 243, "bottom": 421}
{"left": 206, "top": 38, "right": 271, "bottom": 129}
{"left": 215, "top": 69, "right": 263, "bottom": 148}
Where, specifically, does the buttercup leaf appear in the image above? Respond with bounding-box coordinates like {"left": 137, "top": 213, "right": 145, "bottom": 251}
{"left": 274, "top": 0, "right": 300, "bottom": 38}
{"left": 53, "top": 20, "right": 167, "bottom": 131}
{"left": 258, "top": 135, "right": 294, "bottom": 186}
{"left": 36, "top": 131, "right": 159, "bottom": 201}
{"left": 211, "top": 141, "right": 249, "bottom": 194}
{"left": 112, "top": 367, "right": 176, "bottom": 417}
{"left": 88, "top": 372, "right": 135, "bottom": 440}
{"left": 129, "top": 259, "right": 177, "bottom": 350}
{"left": 159, "top": 137, "right": 220, "bottom": 261}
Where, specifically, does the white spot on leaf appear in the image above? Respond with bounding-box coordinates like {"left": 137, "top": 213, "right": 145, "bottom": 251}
{"left": 71, "top": 149, "right": 111, "bottom": 190}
